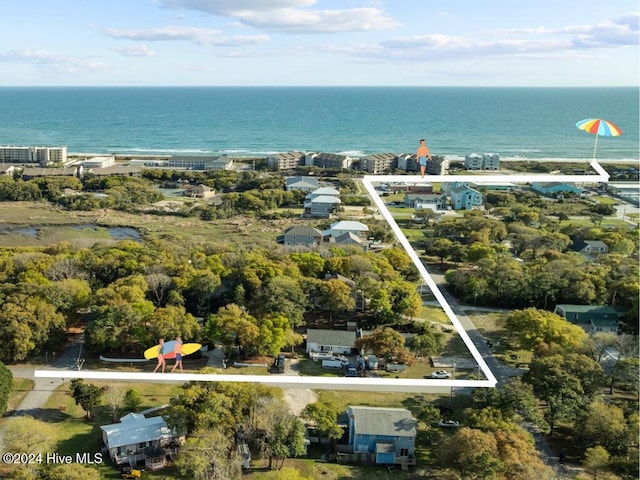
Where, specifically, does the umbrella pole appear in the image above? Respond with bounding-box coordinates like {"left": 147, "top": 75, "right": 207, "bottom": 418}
{"left": 592, "top": 133, "right": 599, "bottom": 159}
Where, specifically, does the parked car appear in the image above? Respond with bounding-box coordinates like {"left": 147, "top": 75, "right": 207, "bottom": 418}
{"left": 430, "top": 370, "right": 451, "bottom": 379}
{"left": 334, "top": 355, "right": 350, "bottom": 366}
{"left": 345, "top": 364, "right": 358, "bottom": 377}
{"left": 437, "top": 419, "right": 460, "bottom": 428}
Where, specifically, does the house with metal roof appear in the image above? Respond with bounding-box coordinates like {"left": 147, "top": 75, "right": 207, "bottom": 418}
{"left": 281, "top": 225, "right": 323, "bottom": 247}
{"left": 327, "top": 220, "right": 369, "bottom": 238}
{"left": 285, "top": 176, "right": 319, "bottom": 192}
{"left": 338, "top": 406, "right": 417, "bottom": 466}
{"left": 100, "top": 413, "right": 180, "bottom": 470}
{"left": 554, "top": 304, "right": 621, "bottom": 335}
{"left": 531, "top": 182, "right": 582, "bottom": 197}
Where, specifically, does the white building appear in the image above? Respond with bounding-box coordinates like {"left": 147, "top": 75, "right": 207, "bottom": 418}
{"left": 0, "top": 145, "right": 68, "bottom": 166}
{"left": 465, "top": 153, "right": 500, "bottom": 170}
{"left": 327, "top": 220, "right": 369, "bottom": 238}
{"left": 267, "top": 152, "right": 305, "bottom": 170}
{"left": 83, "top": 155, "right": 116, "bottom": 169}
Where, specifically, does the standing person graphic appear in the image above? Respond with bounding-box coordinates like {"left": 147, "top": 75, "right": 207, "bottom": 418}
{"left": 153, "top": 338, "right": 166, "bottom": 373}
{"left": 417, "top": 138, "right": 432, "bottom": 178}
{"left": 171, "top": 336, "right": 183, "bottom": 373}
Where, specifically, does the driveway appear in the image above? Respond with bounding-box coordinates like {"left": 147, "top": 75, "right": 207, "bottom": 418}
{"left": 8, "top": 334, "right": 85, "bottom": 417}
{"left": 281, "top": 358, "right": 318, "bottom": 416}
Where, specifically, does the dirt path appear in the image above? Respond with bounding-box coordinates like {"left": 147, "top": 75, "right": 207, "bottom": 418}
{"left": 282, "top": 358, "right": 317, "bottom": 415}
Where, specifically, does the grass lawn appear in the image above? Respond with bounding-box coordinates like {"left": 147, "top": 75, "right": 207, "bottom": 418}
{"left": 34, "top": 381, "right": 186, "bottom": 478}
{"left": 590, "top": 195, "right": 620, "bottom": 205}
{"left": 246, "top": 459, "right": 426, "bottom": 480}
{"left": 417, "top": 305, "right": 450, "bottom": 325}
{"left": 466, "top": 311, "right": 532, "bottom": 367}
{"left": 6, "top": 378, "right": 34, "bottom": 414}
{"left": 296, "top": 358, "right": 344, "bottom": 377}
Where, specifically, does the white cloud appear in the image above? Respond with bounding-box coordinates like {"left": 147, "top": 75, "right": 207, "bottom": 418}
{"left": 160, "top": 0, "right": 398, "bottom": 33}
{"left": 112, "top": 44, "right": 156, "bottom": 57}
{"left": 319, "top": 12, "right": 639, "bottom": 63}
{"left": 0, "top": 49, "right": 107, "bottom": 72}
{"left": 237, "top": 7, "right": 398, "bottom": 33}
{"left": 103, "top": 26, "right": 269, "bottom": 46}
{"left": 160, "top": 0, "right": 315, "bottom": 16}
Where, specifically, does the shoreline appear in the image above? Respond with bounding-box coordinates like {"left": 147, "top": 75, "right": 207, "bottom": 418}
{"left": 68, "top": 152, "right": 640, "bottom": 165}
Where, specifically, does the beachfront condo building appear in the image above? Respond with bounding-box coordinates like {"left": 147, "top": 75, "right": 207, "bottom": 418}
{"left": 465, "top": 153, "right": 500, "bottom": 170}
{"left": 308, "top": 152, "right": 353, "bottom": 170}
{"left": 267, "top": 152, "right": 305, "bottom": 170}
{"left": 168, "top": 155, "right": 233, "bottom": 171}
{"left": 360, "top": 153, "right": 397, "bottom": 174}
{"left": 0, "top": 145, "right": 68, "bottom": 166}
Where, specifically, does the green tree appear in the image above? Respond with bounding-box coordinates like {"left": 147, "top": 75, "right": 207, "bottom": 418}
{"left": 494, "top": 429, "right": 554, "bottom": 480}
{"left": 289, "top": 252, "right": 325, "bottom": 278}
{"left": 524, "top": 353, "right": 605, "bottom": 434}
{"left": 321, "top": 279, "right": 355, "bottom": 320}
{"left": 408, "top": 326, "right": 445, "bottom": 359}
{"left": 0, "top": 296, "right": 66, "bottom": 362}
{"left": 439, "top": 427, "right": 503, "bottom": 479}
{"left": 69, "top": 379, "right": 104, "bottom": 420}
{"left": 425, "top": 237, "right": 454, "bottom": 264}
{"left": 174, "top": 427, "right": 242, "bottom": 480}
{"left": 252, "top": 398, "right": 307, "bottom": 470}
{"left": 206, "top": 303, "right": 259, "bottom": 355}
{"left": 577, "top": 399, "right": 627, "bottom": 454}
{"left": 149, "top": 305, "right": 201, "bottom": 344}
{"left": 355, "top": 327, "right": 416, "bottom": 366}
{"left": 504, "top": 307, "right": 587, "bottom": 350}
{"left": 257, "top": 276, "right": 307, "bottom": 327}
{"left": 301, "top": 400, "right": 343, "bottom": 441}
{"left": 0, "top": 417, "right": 56, "bottom": 455}
{"left": 584, "top": 445, "right": 610, "bottom": 480}
{"left": 123, "top": 388, "right": 143, "bottom": 412}
{"left": 0, "top": 361, "right": 12, "bottom": 416}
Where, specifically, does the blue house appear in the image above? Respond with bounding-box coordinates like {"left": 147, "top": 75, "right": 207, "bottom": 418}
{"left": 450, "top": 185, "right": 483, "bottom": 210}
{"left": 342, "top": 406, "right": 417, "bottom": 466}
{"left": 531, "top": 182, "right": 582, "bottom": 197}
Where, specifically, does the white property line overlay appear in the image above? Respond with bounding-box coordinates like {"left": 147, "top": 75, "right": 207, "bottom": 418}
{"left": 35, "top": 160, "right": 609, "bottom": 391}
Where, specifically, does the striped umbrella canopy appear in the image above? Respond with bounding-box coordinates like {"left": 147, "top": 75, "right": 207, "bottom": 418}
{"left": 576, "top": 118, "right": 622, "bottom": 159}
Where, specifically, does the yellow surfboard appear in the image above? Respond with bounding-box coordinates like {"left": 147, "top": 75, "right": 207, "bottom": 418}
{"left": 144, "top": 341, "right": 202, "bottom": 360}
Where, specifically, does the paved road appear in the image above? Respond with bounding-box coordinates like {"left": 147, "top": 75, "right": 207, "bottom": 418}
{"left": 427, "top": 271, "right": 564, "bottom": 473}
{"left": 8, "top": 334, "right": 85, "bottom": 416}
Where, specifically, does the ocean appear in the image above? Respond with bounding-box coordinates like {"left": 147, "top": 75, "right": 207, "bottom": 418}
{"left": 0, "top": 87, "right": 638, "bottom": 162}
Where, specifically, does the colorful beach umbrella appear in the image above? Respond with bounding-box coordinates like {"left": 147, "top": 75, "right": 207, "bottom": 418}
{"left": 576, "top": 118, "right": 622, "bottom": 159}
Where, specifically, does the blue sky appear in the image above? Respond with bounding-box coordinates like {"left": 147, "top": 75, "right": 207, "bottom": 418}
{"left": 1, "top": 0, "right": 638, "bottom": 86}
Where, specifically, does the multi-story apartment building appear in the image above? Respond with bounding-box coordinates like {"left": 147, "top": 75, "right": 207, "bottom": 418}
{"left": 168, "top": 155, "right": 232, "bottom": 170}
{"left": 309, "top": 152, "right": 352, "bottom": 170}
{"left": 267, "top": 152, "right": 305, "bottom": 170}
{"left": 0, "top": 145, "right": 68, "bottom": 166}
{"left": 465, "top": 153, "right": 500, "bottom": 170}
{"left": 360, "top": 153, "right": 397, "bottom": 174}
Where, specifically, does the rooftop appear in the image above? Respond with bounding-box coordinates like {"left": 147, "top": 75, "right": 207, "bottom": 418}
{"left": 101, "top": 413, "right": 173, "bottom": 449}
{"left": 330, "top": 220, "right": 369, "bottom": 232}
{"left": 348, "top": 406, "right": 416, "bottom": 437}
